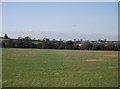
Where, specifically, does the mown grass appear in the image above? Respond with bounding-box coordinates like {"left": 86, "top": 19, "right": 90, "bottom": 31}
{"left": 0, "top": 48, "right": 2, "bottom": 88}
{"left": 2, "top": 48, "right": 118, "bottom": 87}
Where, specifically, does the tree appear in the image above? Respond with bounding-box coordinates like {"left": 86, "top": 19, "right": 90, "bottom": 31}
{"left": 65, "top": 41, "right": 74, "bottom": 49}
{"left": 84, "top": 43, "right": 93, "bottom": 50}
{"left": 4, "top": 34, "right": 9, "bottom": 39}
{"left": 36, "top": 42, "right": 42, "bottom": 48}
{"left": 43, "top": 38, "right": 49, "bottom": 42}
{"left": 2, "top": 42, "right": 5, "bottom": 47}
{"left": 18, "top": 36, "right": 23, "bottom": 39}
{"left": 2, "top": 39, "right": 14, "bottom": 48}
{"left": 22, "top": 41, "right": 36, "bottom": 48}
{"left": 52, "top": 39, "right": 56, "bottom": 42}
{"left": 41, "top": 41, "right": 48, "bottom": 49}
{"left": 53, "top": 41, "right": 61, "bottom": 49}
{"left": 41, "top": 38, "right": 50, "bottom": 49}
{"left": 117, "top": 43, "right": 120, "bottom": 51}
{"left": 80, "top": 44, "right": 86, "bottom": 50}
{"left": 106, "top": 42, "right": 115, "bottom": 50}
{"left": 59, "top": 42, "right": 65, "bottom": 49}
{"left": 24, "top": 36, "right": 31, "bottom": 41}
{"left": 14, "top": 39, "right": 23, "bottom": 48}
{"left": 0, "top": 40, "right": 2, "bottom": 47}
{"left": 73, "top": 45, "right": 79, "bottom": 50}
{"left": 92, "top": 44, "right": 99, "bottom": 50}
{"left": 98, "top": 43, "right": 106, "bottom": 50}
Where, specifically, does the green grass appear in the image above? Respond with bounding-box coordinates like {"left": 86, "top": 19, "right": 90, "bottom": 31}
{"left": 0, "top": 48, "right": 2, "bottom": 88}
{"left": 2, "top": 48, "right": 118, "bottom": 87}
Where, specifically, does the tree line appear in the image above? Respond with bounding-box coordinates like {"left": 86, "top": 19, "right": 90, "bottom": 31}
{"left": 1, "top": 34, "right": 120, "bottom": 51}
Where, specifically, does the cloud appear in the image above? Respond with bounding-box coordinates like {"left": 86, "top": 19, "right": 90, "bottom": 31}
{"left": 2, "top": 30, "right": 118, "bottom": 41}
{"left": 28, "top": 29, "right": 34, "bottom": 33}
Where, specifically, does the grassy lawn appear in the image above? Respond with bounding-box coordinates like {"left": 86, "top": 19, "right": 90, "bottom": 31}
{"left": 0, "top": 48, "right": 2, "bottom": 88}
{"left": 2, "top": 48, "right": 118, "bottom": 87}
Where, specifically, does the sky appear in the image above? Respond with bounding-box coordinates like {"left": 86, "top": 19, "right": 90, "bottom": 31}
{"left": 0, "top": 2, "right": 2, "bottom": 37}
{"left": 2, "top": 2, "right": 118, "bottom": 41}
{"left": 1, "top": 0, "right": 119, "bottom": 2}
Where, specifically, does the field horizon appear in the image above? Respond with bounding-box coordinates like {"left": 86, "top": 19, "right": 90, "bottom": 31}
{"left": 1, "top": 1, "right": 119, "bottom": 87}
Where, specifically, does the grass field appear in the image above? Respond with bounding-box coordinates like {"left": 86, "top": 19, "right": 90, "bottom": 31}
{"left": 2, "top": 48, "right": 118, "bottom": 87}
{"left": 0, "top": 48, "right": 2, "bottom": 88}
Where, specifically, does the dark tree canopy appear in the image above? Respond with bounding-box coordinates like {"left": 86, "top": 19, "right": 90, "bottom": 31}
{"left": 1, "top": 34, "right": 119, "bottom": 51}
{"left": 4, "top": 34, "right": 9, "bottom": 39}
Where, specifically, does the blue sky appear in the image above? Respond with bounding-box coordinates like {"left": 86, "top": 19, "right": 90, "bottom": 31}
{"left": 1, "top": 0, "right": 119, "bottom": 2}
{"left": 2, "top": 2, "right": 118, "bottom": 40}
